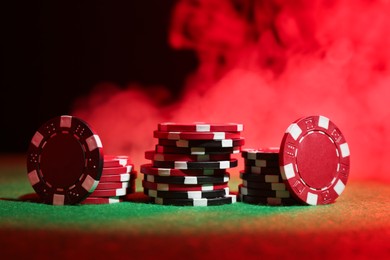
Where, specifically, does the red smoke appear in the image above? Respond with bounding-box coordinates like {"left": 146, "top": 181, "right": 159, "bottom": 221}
{"left": 72, "top": 0, "right": 390, "bottom": 182}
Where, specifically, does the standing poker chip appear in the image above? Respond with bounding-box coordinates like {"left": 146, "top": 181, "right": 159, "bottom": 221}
{"left": 279, "top": 115, "right": 350, "bottom": 205}
{"left": 26, "top": 115, "right": 104, "bottom": 205}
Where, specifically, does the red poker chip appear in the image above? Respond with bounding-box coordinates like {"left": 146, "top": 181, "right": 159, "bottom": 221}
{"left": 102, "top": 164, "right": 133, "bottom": 175}
{"left": 26, "top": 115, "right": 104, "bottom": 205}
{"left": 153, "top": 130, "right": 242, "bottom": 140}
{"left": 104, "top": 155, "right": 130, "bottom": 167}
{"left": 80, "top": 196, "right": 124, "bottom": 205}
{"left": 100, "top": 172, "right": 137, "bottom": 182}
{"left": 90, "top": 187, "right": 127, "bottom": 197}
{"left": 158, "top": 122, "right": 243, "bottom": 132}
{"left": 279, "top": 115, "right": 350, "bottom": 205}
{"left": 95, "top": 181, "right": 129, "bottom": 190}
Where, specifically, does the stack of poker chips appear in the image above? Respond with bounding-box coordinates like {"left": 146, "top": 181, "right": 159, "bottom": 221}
{"left": 80, "top": 155, "right": 137, "bottom": 205}
{"left": 238, "top": 148, "right": 297, "bottom": 206}
{"left": 141, "top": 122, "right": 245, "bottom": 206}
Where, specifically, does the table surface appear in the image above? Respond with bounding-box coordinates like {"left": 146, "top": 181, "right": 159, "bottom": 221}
{"left": 1, "top": 155, "right": 389, "bottom": 259}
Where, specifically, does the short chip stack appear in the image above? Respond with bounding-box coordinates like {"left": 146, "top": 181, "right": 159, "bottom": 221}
{"left": 141, "top": 122, "right": 245, "bottom": 206}
{"left": 80, "top": 155, "right": 137, "bottom": 205}
{"left": 26, "top": 115, "right": 137, "bottom": 205}
{"left": 238, "top": 148, "right": 297, "bottom": 206}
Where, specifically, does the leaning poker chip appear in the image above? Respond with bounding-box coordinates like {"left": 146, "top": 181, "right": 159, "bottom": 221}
{"left": 102, "top": 164, "right": 133, "bottom": 175}
{"left": 104, "top": 155, "right": 129, "bottom": 167}
{"left": 238, "top": 185, "right": 291, "bottom": 198}
{"left": 158, "top": 122, "right": 243, "bottom": 132}
{"left": 241, "top": 148, "right": 279, "bottom": 161}
{"left": 90, "top": 187, "right": 127, "bottom": 197}
{"left": 145, "top": 150, "right": 231, "bottom": 162}
{"left": 80, "top": 196, "right": 124, "bottom": 205}
{"left": 239, "top": 194, "right": 297, "bottom": 206}
{"left": 279, "top": 115, "right": 350, "bottom": 205}
{"left": 95, "top": 181, "right": 129, "bottom": 190}
{"left": 144, "top": 174, "right": 230, "bottom": 185}
{"left": 26, "top": 115, "right": 104, "bottom": 205}
{"left": 154, "top": 130, "right": 242, "bottom": 140}
{"left": 142, "top": 180, "right": 229, "bottom": 192}
{"left": 158, "top": 138, "right": 245, "bottom": 148}
{"left": 140, "top": 164, "right": 227, "bottom": 177}
{"left": 242, "top": 180, "right": 286, "bottom": 191}
{"left": 156, "top": 145, "right": 241, "bottom": 155}
{"left": 144, "top": 187, "right": 230, "bottom": 199}
{"left": 151, "top": 194, "right": 237, "bottom": 206}
{"left": 152, "top": 159, "right": 238, "bottom": 170}
{"left": 244, "top": 166, "right": 281, "bottom": 175}
{"left": 244, "top": 158, "right": 279, "bottom": 168}
{"left": 239, "top": 171, "right": 282, "bottom": 183}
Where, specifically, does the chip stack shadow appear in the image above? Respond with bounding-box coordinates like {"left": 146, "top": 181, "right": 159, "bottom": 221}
{"left": 141, "top": 123, "right": 245, "bottom": 206}
{"left": 238, "top": 148, "right": 298, "bottom": 206}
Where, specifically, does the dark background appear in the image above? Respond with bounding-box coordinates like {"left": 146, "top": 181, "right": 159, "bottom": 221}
{"left": 0, "top": 1, "right": 197, "bottom": 153}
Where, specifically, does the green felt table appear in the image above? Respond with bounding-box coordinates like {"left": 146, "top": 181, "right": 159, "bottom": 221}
{"left": 1, "top": 155, "right": 389, "bottom": 259}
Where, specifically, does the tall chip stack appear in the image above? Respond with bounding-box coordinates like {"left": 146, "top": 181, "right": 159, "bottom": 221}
{"left": 238, "top": 148, "right": 297, "bottom": 206}
{"left": 141, "top": 122, "right": 245, "bottom": 206}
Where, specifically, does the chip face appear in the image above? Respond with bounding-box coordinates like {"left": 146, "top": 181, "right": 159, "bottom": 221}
{"left": 26, "top": 115, "right": 104, "bottom": 205}
{"left": 279, "top": 115, "right": 350, "bottom": 205}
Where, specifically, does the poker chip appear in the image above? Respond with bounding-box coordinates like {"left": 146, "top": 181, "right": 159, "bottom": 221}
{"left": 242, "top": 180, "right": 286, "bottom": 191}
{"left": 26, "top": 115, "right": 104, "bottom": 205}
{"left": 151, "top": 194, "right": 237, "bottom": 206}
{"left": 155, "top": 145, "right": 241, "bottom": 155}
{"left": 241, "top": 148, "right": 279, "bottom": 160}
{"left": 144, "top": 187, "right": 230, "bottom": 199}
{"left": 100, "top": 173, "right": 132, "bottom": 182}
{"left": 142, "top": 180, "right": 229, "bottom": 192}
{"left": 239, "top": 185, "right": 291, "bottom": 198}
{"left": 102, "top": 164, "right": 133, "bottom": 175}
{"left": 158, "top": 122, "right": 243, "bottom": 132}
{"left": 26, "top": 115, "right": 138, "bottom": 205}
{"left": 145, "top": 150, "right": 231, "bottom": 162}
{"left": 239, "top": 194, "right": 297, "bottom": 206}
{"left": 158, "top": 138, "right": 245, "bottom": 148}
{"left": 239, "top": 171, "right": 282, "bottom": 183}
{"left": 244, "top": 158, "right": 279, "bottom": 168}
{"left": 279, "top": 115, "right": 350, "bottom": 205}
{"left": 152, "top": 159, "right": 238, "bottom": 169}
{"left": 79, "top": 196, "right": 124, "bottom": 205}
{"left": 90, "top": 187, "right": 127, "bottom": 197}
{"left": 95, "top": 182, "right": 129, "bottom": 190}
{"left": 140, "top": 164, "right": 227, "bottom": 177}
{"left": 244, "top": 166, "right": 281, "bottom": 175}
{"left": 154, "top": 130, "right": 242, "bottom": 140}
{"left": 104, "top": 155, "right": 130, "bottom": 167}
{"left": 144, "top": 174, "right": 230, "bottom": 185}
